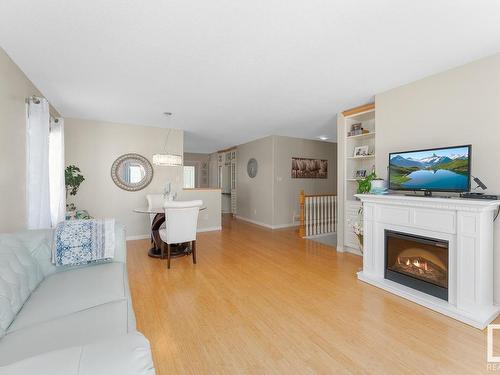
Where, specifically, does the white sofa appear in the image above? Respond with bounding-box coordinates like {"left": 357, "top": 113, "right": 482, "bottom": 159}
{"left": 0, "top": 224, "right": 155, "bottom": 374}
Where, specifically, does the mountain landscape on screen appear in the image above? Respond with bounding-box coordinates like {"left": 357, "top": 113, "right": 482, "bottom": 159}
{"left": 389, "top": 147, "right": 470, "bottom": 191}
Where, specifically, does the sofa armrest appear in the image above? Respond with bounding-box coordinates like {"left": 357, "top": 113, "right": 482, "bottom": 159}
{"left": 19, "top": 222, "right": 128, "bottom": 278}
{"left": 0, "top": 332, "right": 155, "bottom": 375}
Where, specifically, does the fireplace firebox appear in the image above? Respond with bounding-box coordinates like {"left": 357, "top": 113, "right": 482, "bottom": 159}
{"left": 385, "top": 230, "right": 449, "bottom": 301}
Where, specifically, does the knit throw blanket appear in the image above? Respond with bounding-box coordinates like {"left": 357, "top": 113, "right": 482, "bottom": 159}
{"left": 52, "top": 219, "right": 115, "bottom": 266}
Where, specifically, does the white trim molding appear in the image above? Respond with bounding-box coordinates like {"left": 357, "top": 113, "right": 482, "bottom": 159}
{"left": 235, "top": 216, "right": 298, "bottom": 230}
{"left": 355, "top": 193, "right": 500, "bottom": 329}
{"left": 197, "top": 226, "right": 222, "bottom": 233}
{"left": 126, "top": 234, "right": 150, "bottom": 241}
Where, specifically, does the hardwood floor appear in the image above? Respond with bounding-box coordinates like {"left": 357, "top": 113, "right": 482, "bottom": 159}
{"left": 127, "top": 216, "right": 498, "bottom": 374}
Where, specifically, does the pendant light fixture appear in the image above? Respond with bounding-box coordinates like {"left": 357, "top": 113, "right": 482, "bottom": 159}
{"left": 152, "top": 112, "right": 183, "bottom": 166}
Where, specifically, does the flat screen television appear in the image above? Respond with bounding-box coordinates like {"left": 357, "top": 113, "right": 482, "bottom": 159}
{"left": 388, "top": 145, "right": 471, "bottom": 194}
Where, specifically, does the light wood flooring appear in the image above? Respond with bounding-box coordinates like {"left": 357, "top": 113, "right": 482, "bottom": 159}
{"left": 127, "top": 216, "right": 499, "bottom": 374}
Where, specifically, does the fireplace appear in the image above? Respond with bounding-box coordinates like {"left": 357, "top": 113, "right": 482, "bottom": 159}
{"left": 385, "top": 230, "right": 449, "bottom": 301}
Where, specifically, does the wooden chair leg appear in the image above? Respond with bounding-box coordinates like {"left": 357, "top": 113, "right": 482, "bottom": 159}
{"left": 192, "top": 240, "right": 197, "bottom": 264}
{"left": 167, "top": 244, "right": 171, "bottom": 269}
{"left": 160, "top": 241, "right": 165, "bottom": 259}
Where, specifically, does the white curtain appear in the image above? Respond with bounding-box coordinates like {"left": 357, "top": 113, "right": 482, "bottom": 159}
{"left": 26, "top": 98, "right": 51, "bottom": 229}
{"left": 49, "top": 118, "right": 66, "bottom": 226}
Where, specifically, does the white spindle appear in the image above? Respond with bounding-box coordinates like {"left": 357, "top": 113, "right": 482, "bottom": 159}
{"left": 329, "top": 196, "right": 332, "bottom": 233}
{"left": 306, "top": 197, "right": 310, "bottom": 237}
{"left": 304, "top": 198, "right": 308, "bottom": 237}
{"left": 306, "top": 197, "right": 309, "bottom": 236}
{"left": 320, "top": 196, "right": 324, "bottom": 234}
{"left": 328, "top": 196, "right": 332, "bottom": 233}
{"left": 311, "top": 197, "right": 314, "bottom": 235}
{"left": 317, "top": 197, "right": 320, "bottom": 235}
{"left": 331, "top": 196, "right": 334, "bottom": 233}
{"left": 305, "top": 197, "right": 308, "bottom": 237}
{"left": 302, "top": 194, "right": 337, "bottom": 238}
{"left": 333, "top": 196, "right": 337, "bottom": 232}
{"left": 315, "top": 197, "right": 318, "bottom": 235}
{"left": 324, "top": 196, "right": 327, "bottom": 233}
{"left": 318, "top": 197, "right": 321, "bottom": 235}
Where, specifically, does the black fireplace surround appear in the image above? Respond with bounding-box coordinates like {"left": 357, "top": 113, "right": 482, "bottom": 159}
{"left": 385, "top": 230, "right": 449, "bottom": 301}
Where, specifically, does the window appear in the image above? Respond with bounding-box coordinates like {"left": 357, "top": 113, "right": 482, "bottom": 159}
{"left": 26, "top": 98, "right": 65, "bottom": 229}
{"left": 183, "top": 166, "right": 196, "bottom": 188}
{"left": 48, "top": 118, "right": 66, "bottom": 226}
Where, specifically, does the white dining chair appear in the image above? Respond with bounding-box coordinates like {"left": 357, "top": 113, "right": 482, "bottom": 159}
{"left": 146, "top": 194, "right": 165, "bottom": 224}
{"left": 146, "top": 194, "right": 165, "bottom": 246}
{"left": 159, "top": 200, "right": 203, "bottom": 269}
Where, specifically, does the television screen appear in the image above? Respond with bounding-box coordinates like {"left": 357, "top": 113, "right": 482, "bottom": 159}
{"left": 389, "top": 145, "right": 471, "bottom": 192}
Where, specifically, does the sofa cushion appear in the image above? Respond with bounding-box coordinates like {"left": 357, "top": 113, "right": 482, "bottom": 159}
{"left": 0, "top": 332, "right": 154, "bottom": 375}
{"left": 0, "top": 299, "right": 131, "bottom": 366}
{"left": 8, "top": 262, "right": 126, "bottom": 332}
{"left": 0, "top": 234, "right": 45, "bottom": 337}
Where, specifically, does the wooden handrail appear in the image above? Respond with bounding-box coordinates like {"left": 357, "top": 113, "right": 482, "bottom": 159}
{"left": 299, "top": 190, "right": 305, "bottom": 237}
{"left": 303, "top": 193, "right": 337, "bottom": 198}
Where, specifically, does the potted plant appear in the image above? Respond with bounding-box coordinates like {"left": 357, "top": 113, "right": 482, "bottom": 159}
{"left": 65, "top": 165, "right": 85, "bottom": 216}
{"left": 357, "top": 171, "right": 376, "bottom": 194}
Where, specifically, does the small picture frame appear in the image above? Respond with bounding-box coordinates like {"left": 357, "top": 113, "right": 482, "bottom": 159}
{"left": 355, "top": 169, "right": 367, "bottom": 179}
{"left": 351, "top": 123, "right": 362, "bottom": 131}
{"left": 354, "top": 145, "right": 369, "bottom": 157}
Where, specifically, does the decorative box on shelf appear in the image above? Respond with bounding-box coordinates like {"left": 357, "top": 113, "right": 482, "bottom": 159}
{"left": 66, "top": 209, "right": 92, "bottom": 220}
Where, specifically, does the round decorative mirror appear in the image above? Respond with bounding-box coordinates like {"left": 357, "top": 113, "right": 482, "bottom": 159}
{"left": 247, "top": 158, "right": 258, "bottom": 178}
{"left": 111, "top": 153, "right": 153, "bottom": 191}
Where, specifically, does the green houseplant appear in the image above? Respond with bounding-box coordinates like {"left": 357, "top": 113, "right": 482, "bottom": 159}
{"left": 356, "top": 171, "right": 376, "bottom": 194}
{"left": 65, "top": 165, "right": 85, "bottom": 202}
{"left": 354, "top": 172, "right": 377, "bottom": 254}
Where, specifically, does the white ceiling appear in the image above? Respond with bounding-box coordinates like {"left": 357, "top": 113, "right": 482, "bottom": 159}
{"left": 1, "top": 1, "right": 500, "bottom": 153}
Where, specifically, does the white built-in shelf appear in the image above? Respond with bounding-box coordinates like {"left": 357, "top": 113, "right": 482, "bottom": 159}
{"left": 347, "top": 155, "right": 375, "bottom": 160}
{"left": 338, "top": 103, "right": 376, "bottom": 255}
{"left": 346, "top": 132, "right": 375, "bottom": 139}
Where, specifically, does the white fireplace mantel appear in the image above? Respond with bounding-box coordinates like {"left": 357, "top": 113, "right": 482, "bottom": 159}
{"left": 355, "top": 193, "right": 500, "bottom": 329}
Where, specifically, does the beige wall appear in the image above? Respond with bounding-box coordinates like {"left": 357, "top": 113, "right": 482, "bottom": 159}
{"left": 0, "top": 48, "right": 59, "bottom": 232}
{"left": 375, "top": 52, "right": 500, "bottom": 302}
{"left": 273, "top": 136, "right": 337, "bottom": 226}
{"left": 236, "top": 135, "right": 337, "bottom": 228}
{"left": 236, "top": 136, "right": 275, "bottom": 226}
{"left": 178, "top": 189, "right": 222, "bottom": 231}
{"left": 183, "top": 152, "right": 210, "bottom": 188}
{"left": 208, "top": 152, "right": 219, "bottom": 188}
{"left": 65, "top": 118, "right": 183, "bottom": 237}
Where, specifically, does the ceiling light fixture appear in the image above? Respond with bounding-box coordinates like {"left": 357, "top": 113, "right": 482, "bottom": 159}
{"left": 318, "top": 136, "right": 329, "bottom": 141}
{"left": 152, "top": 113, "right": 183, "bottom": 166}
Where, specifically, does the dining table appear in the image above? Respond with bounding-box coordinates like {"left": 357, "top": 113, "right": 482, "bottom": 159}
{"left": 133, "top": 206, "right": 206, "bottom": 258}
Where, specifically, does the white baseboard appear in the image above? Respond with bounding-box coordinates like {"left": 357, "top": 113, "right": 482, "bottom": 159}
{"left": 235, "top": 216, "right": 298, "bottom": 230}
{"left": 305, "top": 232, "right": 337, "bottom": 239}
{"left": 272, "top": 223, "right": 299, "bottom": 229}
{"left": 344, "top": 246, "right": 362, "bottom": 257}
{"left": 126, "top": 226, "right": 221, "bottom": 241}
{"left": 126, "top": 234, "right": 150, "bottom": 241}
{"left": 235, "top": 216, "right": 273, "bottom": 229}
{"left": 197, "top": 226, "right": 222, "bottom": 233}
